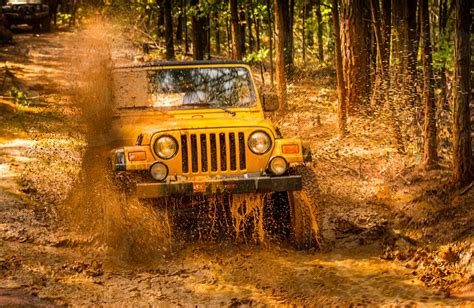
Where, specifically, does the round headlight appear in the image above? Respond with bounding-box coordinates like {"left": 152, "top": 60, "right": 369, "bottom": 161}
{"left": 150, "top": 162, "right": 168, "bottom": 181}
{"left": 154, "top": 135, "right": 178, "bottom": 159}
{"left": 248, "top": 131, "right": 272, "bottom": 154}
{"left": 268, "top": 156, "right": 288, "bottom": 176}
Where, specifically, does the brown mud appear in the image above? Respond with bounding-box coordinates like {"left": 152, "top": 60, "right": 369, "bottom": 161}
{"left": 0, "top": 20, "right": 472, "bottom": 305}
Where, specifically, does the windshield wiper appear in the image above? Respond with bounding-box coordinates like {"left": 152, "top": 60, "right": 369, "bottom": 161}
{"left": 217, "top": 106, "right": 236, "bottom": 116}
{"left": 117, "top": 106, "right": 150, "bottom": 110}
{"left": 191, "top": 103, "right": 236, "bottom": 116}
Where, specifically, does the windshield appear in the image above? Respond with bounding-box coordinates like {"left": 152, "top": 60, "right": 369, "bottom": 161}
{"left": 113, "top": 66, "right": 257, "bottom": 110}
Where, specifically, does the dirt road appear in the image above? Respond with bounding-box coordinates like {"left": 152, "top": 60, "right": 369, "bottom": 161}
{"left": 0, "top": 22, "right": 472, "bottom": 305}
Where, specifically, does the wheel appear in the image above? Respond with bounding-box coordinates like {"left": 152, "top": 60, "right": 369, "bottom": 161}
{"left": 265, "top": 190, "right": 319, "bottom": 249}
{"left": 41, "top": 16, "right": 51, "bottom": 32}
{"left": 288, "top": 190, "right": 320, "bottom": 249}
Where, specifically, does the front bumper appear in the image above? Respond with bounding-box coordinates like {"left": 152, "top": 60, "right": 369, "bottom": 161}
{"left": 136, "top": 175, "right": 302, "bottom": 198}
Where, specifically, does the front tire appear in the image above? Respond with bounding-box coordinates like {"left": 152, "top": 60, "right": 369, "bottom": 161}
{"left": 288, "top": 191, "right": 320, "bottom": 249}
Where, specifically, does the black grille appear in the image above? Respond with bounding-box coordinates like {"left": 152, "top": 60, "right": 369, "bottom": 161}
{"left": 181, "top": 132, "right": 247, "bottom": 173}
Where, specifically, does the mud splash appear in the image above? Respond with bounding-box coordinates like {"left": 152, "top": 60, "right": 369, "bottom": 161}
{"left": 57, "top": 19, "right": 173, "bottom": 264}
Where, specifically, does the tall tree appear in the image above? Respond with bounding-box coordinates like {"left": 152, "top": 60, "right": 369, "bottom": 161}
{"left": 176, "top": 0, "right": 184, "bottom": 46}
{"left": 214, "top": 8, "right": 221, "bottom": 54}
{"left": 266, "top": 0, "right": 274, "bottom": 87}
{"left": 370, "top": 0, "right": 404, "bottom": 152}
{"left": 452, "top": 0, "right": 472, "bottom": 185}
{"left": 340, "top": 0, "right": 369, "bottom": 115}
{"left": 304, "top": 0, "right": 314, "bottom": 49}
{"left": 274, "top": 0, "right": 287, "bottom": 111}
{"left": 332, "top": 0, "right": 346, "bottom": 136}
{"left": 191, "top": 0, "right": 206, "bottom": 60}
{"left": 315, "top": 0, "right": 323, "bottom": 62}
{"left": 230, "top": 0, "right": 243, "bottom": 60}
{"left": 391, "top": 0, "right": 417, "bottom": 108}
{"left": 163, "top": 0, "right": 174, "bottom": 60}
{"left": 282, "top": 0, "right": 294, "bottom": 75}
{"left": 420, "top": 0, "right": 438, "bottom": 168}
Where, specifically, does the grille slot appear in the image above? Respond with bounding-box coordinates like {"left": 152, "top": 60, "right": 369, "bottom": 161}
{"left": 238, "top": 132, "right": 246, "bottom": 170}
{"left": 219, "top": 133, "right": 227, "bottom": 171}
{"left": 210, "top": 134, "right": 218, "bottom": 171}
{"left": 181, "top": 131, "right": 247, "bottom": 174}
{"left": 200, "top": 134, "right": 208, "bottom": 172}
{"left": 229, "top": 133, "right": 237, "bottom": 170}
{"left": 191, "top": 135, "right": 198, "bottom": 172}
{"left": 181, "top": 135, "right": 189, "bottom": 173}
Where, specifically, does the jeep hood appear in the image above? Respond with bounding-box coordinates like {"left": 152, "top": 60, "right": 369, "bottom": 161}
{"left": 110, "top": 114, "right": 276, "bottom": 147}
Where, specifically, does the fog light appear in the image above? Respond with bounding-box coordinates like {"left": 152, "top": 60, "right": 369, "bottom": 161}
{"left": 150, "top": 162, "right": 168, "bottom": 181}
{"left": 268, "top": 156, "right": 288, "bottom": 176}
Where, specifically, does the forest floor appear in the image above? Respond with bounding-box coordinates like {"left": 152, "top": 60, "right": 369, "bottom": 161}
{"left": 0, "top": 20, "right": 472, "bottom": 305}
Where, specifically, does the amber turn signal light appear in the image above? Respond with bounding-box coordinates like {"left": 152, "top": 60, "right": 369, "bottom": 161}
{"left": 282, "top": 144, "right": 299, "bottom": 154}
{"left": 128, "top": 151, "right": 147, "bottom": 161}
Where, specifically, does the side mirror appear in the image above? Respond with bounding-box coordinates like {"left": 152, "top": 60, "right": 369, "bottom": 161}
{"left": 261, "top": 92, "right": 279, "bottom": 112}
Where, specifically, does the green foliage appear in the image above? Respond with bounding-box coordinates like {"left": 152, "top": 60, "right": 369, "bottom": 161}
{"left": 8, "top": 87, "right": 30, "bottom": 107}
{"left": 56, "top": 13, "right": 72, "bottom": 26}
{"left": 244, "top": 48, "right": 269, "bottom": 64}
{"left": 433, "top": 36, "right": 454, "bottom": 71}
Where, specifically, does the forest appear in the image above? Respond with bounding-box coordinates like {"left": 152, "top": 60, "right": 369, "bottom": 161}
{"left": 0, "top": 0, "right": 472, "bottom": 305}
{"left": 62, "top": 0, "right": 472, "bottom": 184}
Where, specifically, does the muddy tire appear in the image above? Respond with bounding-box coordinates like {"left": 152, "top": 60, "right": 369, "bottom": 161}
{"left": 288, "top": 165, "right": 321, "bottom": 249}
{"left": 288, "top": 191, "right": 319, "bottom": 249}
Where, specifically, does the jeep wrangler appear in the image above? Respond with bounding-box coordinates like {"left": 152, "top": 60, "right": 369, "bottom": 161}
{"left": 2, "top": 0, "right": 51, "bottom": 32}
{"left": 111, "top": 61, "right": 317, "bottom": 247}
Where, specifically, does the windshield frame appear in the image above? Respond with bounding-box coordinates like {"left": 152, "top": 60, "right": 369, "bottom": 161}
{"left": 112, "top": 63, "right": 263, "bottom": 115}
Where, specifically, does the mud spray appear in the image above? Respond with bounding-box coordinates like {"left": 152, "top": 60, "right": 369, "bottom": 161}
{"left": 55, "top": 20, "right": 171, "bottom": 264}
{"left": 58, "top": 19, "right": 320, "bottom": 265}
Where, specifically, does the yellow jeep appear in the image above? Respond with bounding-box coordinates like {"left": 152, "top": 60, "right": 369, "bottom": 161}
{"left": 110, "top": 61, "right": 315, "bottom": 246}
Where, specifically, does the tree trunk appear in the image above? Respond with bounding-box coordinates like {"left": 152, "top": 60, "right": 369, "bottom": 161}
{"left": 438, "top": 0, "right": 449, "bottom": 111}
{"left": 302, "top": 4, "right": 306, "bottom": 62}
{"left": 305, "top": 0, "right": 314, "bottom": 48}
{"left": 267, "top": 0, "right": 274, "bottom": 87}
{"left": 157, "top": 1, "right": 164, "bottom": 37}
{"left": 164, "top": 0, "right": 174, "bottom": 60}
{"left": 191, "top": 0, "right": 206, "bottom": 60}
{"left": 184, "top": 0, "right": 189, "bottom": 54}
{"left": 247, "top": 0, "right": 254, "bottom": 52}
{"left": 420, "top": 0, "right": 438, "bottom": 168}
{"left": 452, "top": 0, "right": 473, "bottom": 184}
{"left": 205, "top": 14, "right": 211, "bottom": 59}
{"left": 176, "top": 0, "right": 184, "bottom": 46}
{"left": 391, "top": 0, "right": 417, "bottom": 108}
{"left": 340, "top": 0, "right": 369, "bottom": 115}
{"left": 215, "top": 9, "right": 221, "bottom": 54}
{"left": 274, "top": 0, "right": 287, "bottom": 111}
{"left": 240, "top": 8, "right": 247, "bottom": 56}
{"left": 315, "top": 0, "right": 323, "bottom": 62}
{"left": 332, "top": 0, "right": 347, "bottom": 136}
{"left": 282, "top": 0, "right": 293, "bottom": 76}
{"left": 230, "top": 0, "right": 243, "bottom": 60}
{"left": 370, "top": 0, "right": 404, "bottom": 152}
